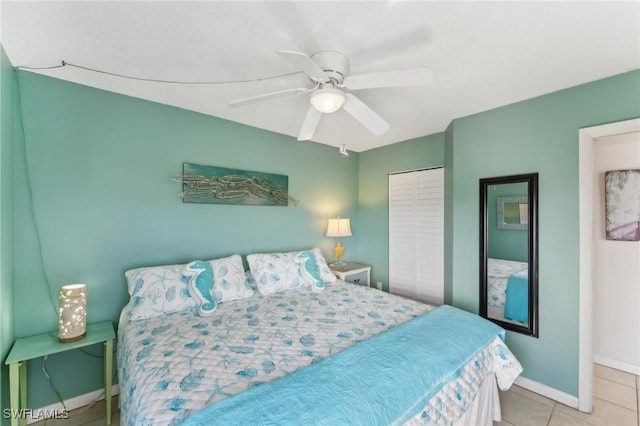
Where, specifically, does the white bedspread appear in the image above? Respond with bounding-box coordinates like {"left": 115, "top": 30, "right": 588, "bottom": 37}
{"left": 117, "top": 281, "right": 520, "bottom": 425}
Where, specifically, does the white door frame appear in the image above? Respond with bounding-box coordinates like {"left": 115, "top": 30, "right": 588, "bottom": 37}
{"left": 577, "top": 117, "right": 640, "bottom": 412}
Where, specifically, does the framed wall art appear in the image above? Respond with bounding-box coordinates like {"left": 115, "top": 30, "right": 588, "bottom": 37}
{"left": 605, "top": 169, "right": 640, "bottom": 241}
{"left": 171, "top": 163, "right": 296, "bottom": 206}
{"left": 497, "top": 196, "right": 528, "bottom": 230}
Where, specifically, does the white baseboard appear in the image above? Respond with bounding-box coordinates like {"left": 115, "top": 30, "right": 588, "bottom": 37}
{"left": 25, "top": 385, "right": 119, "bottom": 425}
{"left": 514, "top": 376, "right": 579, "bottom": 409}
{"left": 594, "top": 355, "right": 640, "bottom": 375}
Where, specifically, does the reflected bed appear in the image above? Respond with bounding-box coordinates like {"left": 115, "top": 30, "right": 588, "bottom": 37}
{"left": 487, "top": 258, "right": 528, "bottom": 324}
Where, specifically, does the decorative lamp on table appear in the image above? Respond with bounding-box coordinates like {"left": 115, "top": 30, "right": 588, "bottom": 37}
{"left": 326, "top": 217, "right": 352, "bottom": 266}
{"left": 58, "top": 283, "right": 87, "bottom": 343}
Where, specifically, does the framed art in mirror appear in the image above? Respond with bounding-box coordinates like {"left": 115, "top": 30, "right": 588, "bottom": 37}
{"left": 479, "top": 173, "right": 538, "bottom": 337}
{"left": 497, "top": 196, "right": 528, "bottom": 230}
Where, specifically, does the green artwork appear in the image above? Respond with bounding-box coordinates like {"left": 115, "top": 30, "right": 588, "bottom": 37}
{"left": 172, "top": 163, "right": 295, "bottom": 206}
{"left": 503, "top": 202, "right": 522, "bottom": 224}
{"left": 497, "top": 195, "right": 528, "bottom": 230}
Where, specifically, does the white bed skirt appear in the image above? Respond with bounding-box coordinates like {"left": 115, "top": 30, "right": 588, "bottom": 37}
{"left": 454, "top": 373, "right": 502, "bottom": 426}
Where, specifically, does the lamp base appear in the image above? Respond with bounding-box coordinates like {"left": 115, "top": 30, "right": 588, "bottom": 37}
{"left": 332, "top": 240, "right": 345, "bottom": 264}
{"left": 59, "top": 332, "right": 86, "bottom": 343}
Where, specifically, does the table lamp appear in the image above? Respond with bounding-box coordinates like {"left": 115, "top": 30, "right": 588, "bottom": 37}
{"left": 58, "top": 283, "right": 87, "bottom": 343}
{"left": 326, "top": 217, "right": 352, "bottom": 265}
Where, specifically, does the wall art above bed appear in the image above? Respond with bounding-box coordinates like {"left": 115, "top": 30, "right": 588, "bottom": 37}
{"left": 171, "top": 162, "right": 297, "bottom": 206}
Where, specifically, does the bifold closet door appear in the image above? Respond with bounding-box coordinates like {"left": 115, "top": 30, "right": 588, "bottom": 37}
{"left": 388, "top": 167, "right": 444, "bottom": 304}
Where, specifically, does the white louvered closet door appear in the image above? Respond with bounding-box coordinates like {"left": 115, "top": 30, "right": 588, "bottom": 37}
{"left": 389, "top": 167, "right": 444, "bottom": 305}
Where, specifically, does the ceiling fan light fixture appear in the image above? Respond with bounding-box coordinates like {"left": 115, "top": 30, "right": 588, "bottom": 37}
{"left": 310, "top": 87, "right": 345, "bottom": 114}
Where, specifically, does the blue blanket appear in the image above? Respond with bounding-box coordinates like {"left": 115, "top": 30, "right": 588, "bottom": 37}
{"left": 180, "top": 305, "right": 504, "bottom": 426}
{"left": 504, "top": 275, "right": 528, "bottom": 323}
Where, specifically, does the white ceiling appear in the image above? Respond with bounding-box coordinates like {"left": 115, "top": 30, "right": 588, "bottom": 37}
{"left": 1, "top": 1, "right": 639, "bottom": 152}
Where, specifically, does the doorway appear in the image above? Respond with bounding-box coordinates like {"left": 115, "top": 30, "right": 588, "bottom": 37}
{"left": 578, "top": 118, "right": 640, "bottom": 412}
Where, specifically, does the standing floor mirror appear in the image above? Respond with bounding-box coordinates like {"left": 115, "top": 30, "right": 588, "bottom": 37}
{"left": 479, "top": 173, "right": 538, "bottom": 337}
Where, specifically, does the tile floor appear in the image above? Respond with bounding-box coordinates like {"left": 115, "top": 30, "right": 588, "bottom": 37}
{"left": 32, "top": 364, "right": 639, "bottom": 426}
{"left": 497, "top": 364, "right": 639, "bottom": 426}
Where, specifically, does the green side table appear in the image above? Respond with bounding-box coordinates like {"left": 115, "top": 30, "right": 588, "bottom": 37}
{"left": 4, "top": 321, "right": 115, "bottom": 426}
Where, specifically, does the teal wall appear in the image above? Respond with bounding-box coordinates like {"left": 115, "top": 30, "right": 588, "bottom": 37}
{"left": 447, "top": 69, "right": 640, "bottom": 396}
{"left": 357, "top": 133, "right": 445, "bottom": 292}
{"left": 13, "top": 71, "right": 359, "bottom": 408}
{"left": 7, "top": 62, "right": 640, "bottom": 408}
{"left": 0, "top": 45, "right": 16, "bottom": 423}
{"left": 487, "top": 182, "right": 528, "bottom": 262}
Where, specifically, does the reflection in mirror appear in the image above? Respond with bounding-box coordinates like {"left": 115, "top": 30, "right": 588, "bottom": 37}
{"left": 480, "top": 173, "right": 538, "bottom": 337}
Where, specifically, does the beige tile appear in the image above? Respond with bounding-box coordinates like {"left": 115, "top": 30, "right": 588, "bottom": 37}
{"left": 548, "top": 409, "right": 597, "bottom": 426}
{"left": 31, "top": 396, "right": 119, "bottom": 426}
{"left": 594, "top": 376, "right": 638, "bottom": 411}
{"left": 594, "top": 364, "right": 636, "bottom": 387}
{"left": 556, "top": 397, "right": 638, "bottom": 426}
{"left": 499, "top": 389, "right": 554, "bottom": 426}
{"left": 494, "top": 420, "right": 517, "bottom": 426}
{"left": 508, "top": 384, "right": 555, "bottom": 408}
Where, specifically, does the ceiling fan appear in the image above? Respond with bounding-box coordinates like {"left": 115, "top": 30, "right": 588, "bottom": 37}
{"left": 228, "top": 50, "right": 434, "bottom": 141}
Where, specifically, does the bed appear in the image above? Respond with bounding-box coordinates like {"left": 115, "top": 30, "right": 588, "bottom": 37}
{"left": 117, "top": 250, "right": 522, "bottom": 425}
{"left": 487, "top": 258, "right": 529, "bottom": 323}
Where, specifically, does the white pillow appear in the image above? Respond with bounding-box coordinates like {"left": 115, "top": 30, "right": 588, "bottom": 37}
{"left": 207, "top": 254, "right": 254, "bottom": 302}
{"left": 125, "top": 263, "right": 196, "bottom": 320}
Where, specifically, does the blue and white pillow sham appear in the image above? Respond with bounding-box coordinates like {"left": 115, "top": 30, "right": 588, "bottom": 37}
{"left": 247, "top": 248, "right": 334, "bottom": 295}
{"left": 124, "top": 263, "right": 196, "bottom": 321}
{"left": 207, "top": 255, "right": 254, "bottom": 303}
{"left": 124, "top": 255, "right": 254, "bottom": 320}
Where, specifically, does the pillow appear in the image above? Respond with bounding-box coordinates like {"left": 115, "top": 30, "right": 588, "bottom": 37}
{"left": 247, "top": 249, "right": 335, "bottom": 295}
{"left": 245, "top": 270, "right": 258, "bottom": 291}
{"left": 247, "top": 251, "right": 309, "bottom": 295}
{"left": 295, "top": 250, "right": 325, "bottom": 292}
{"left": 124, "top": 263, "right": 196, "bottom": 320}
{"left": 184, "top": 260, "right": 217, "bottom": 316}
{"left": 311, "top": 248, "right": 337, "bottom": 284}
{"left": 208, "top": 255, "right": 254, "bottom": 302}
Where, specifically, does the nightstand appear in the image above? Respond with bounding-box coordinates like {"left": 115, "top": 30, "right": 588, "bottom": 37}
{"left": 329, "top": 262, "right": 371, "bottom": 287}
{"left": 4, "top": 321, "right": 115, "bottom": 426}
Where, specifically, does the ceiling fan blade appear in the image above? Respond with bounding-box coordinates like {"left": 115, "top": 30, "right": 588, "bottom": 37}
{"left": 342, "top": 94, "right": 390, "bottom": 136}
{"left": 343, "top": 68, "right": 434, "bottom": 90}
{"left": 228, "top": 87, "right": 308, "bottom": 108}
{"left": 277, "top": 50, "right": 329, "bottom": 83}
{"left": 297, "top": 106, "right": 322, "bottom": 141}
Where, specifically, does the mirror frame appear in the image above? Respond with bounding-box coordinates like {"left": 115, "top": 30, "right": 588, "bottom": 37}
{"left": 479, "top": 173, "right": 539, "bottom": 337}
